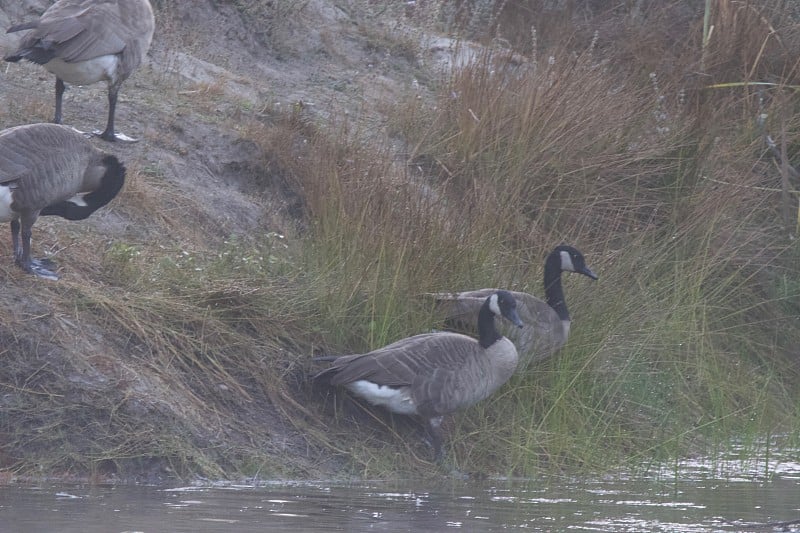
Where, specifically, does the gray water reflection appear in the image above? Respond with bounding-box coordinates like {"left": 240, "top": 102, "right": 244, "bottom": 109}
{"left": 2, "top": 450, "right": 800, "bottom": 532}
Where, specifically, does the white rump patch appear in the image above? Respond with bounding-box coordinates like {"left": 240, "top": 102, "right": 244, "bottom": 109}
{"left": 0, "top": 185, "right": 16, "bottom": 222}
{"left": 489, "top": 292, "right": 501, "bottom": 316}
{"left": 347, "top": 380, "right": 417, "bottom": 415}
{"left": 45, "top": 55, "right": 119, "bottom": 85}
{"left": 560, "top": 250, "right": 575, "bottom": 272}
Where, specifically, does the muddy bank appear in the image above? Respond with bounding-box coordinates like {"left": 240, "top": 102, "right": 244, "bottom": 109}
{"left": 0, "top": 0, "right": 439, "bottom": 481}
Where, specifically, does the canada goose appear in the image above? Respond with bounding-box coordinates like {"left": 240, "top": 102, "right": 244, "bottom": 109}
{"left": 4, "top": 0, "right": 156, "bottom": 142}
{"left": 0, "top": 123, "right": 126, "bottom": 280}
{"left": 428, "top": 245, "right": 598, "bottom": 368}
{"left": 313, "top": 290, "right": 524, "bottom": 461}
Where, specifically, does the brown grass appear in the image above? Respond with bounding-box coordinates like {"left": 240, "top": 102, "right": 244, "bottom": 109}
{"left": 1, "top": 0, "right": 799, "bottom": 480}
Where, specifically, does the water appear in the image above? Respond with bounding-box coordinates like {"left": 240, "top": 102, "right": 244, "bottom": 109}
{"left": 2, "top": 449, "right": 799, "bottom": 532}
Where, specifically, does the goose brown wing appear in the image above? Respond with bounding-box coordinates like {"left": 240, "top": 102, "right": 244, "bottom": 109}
{"left": 0, "top": 150, "right": 28, "bottom": 186}
{"left": 433, "top": 288, "right": 534, "bottom": 306}
{"left": 326, "top": 332, "right": 480, "bottom": 387}
{"left": 0, "top": 125, "right": 96, "bottom": 202}
{"left": 430, "top": 288, "right": 520, "bottom": 329}
{"left": 428, "top": 289, "right": 496, "bottom": 325}
{"left": 0, "top": 126, "right": 42, "bottom": 185}
{"left": 429, "top": 288, "right": 562, "bottom": 364}
{"left": 449, "top": 288, "right": 499, "bottom": 299}
{"left": 25, "top": 3, "right": 127, "bottom": 63}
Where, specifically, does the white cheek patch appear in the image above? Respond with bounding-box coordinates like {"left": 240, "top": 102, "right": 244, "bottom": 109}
{"left": 560, "top": 250, "right": 575, "bottom": 272}
{"left": 0, "top": 185, "right": 16, "bottom": 222}
{"left": 65, "top": 193, "right": 89, "bottom": 207}
{"left": 489, "top": 293, "right": 501, "bottom": 316}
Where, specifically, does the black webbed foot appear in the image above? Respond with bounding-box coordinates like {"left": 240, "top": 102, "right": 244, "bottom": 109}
{"left": 17, "top": 257, "right": 59, "bottom": 281}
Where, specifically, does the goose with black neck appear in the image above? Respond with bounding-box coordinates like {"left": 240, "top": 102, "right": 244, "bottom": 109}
{"left": 313, "top": 290, "right": 524, "bottom": 462}
{"left": 428, "top": 245, "right": 598, "bottom": 369}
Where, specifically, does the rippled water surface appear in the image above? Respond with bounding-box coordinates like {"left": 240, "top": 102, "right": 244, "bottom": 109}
{"left": 2, "top": 449, "right": 800, "bottom": 532}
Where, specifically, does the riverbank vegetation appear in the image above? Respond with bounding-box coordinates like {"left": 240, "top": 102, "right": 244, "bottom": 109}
{"left": 1, "top": 0, "right": 799, "bottom": 481}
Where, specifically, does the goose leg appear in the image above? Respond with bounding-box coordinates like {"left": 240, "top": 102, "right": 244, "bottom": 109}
{"left": 427, "top": 416, "right": 445, "bottom": 462}
{"left": 94, "top": 85, "right": 137, "bottom": 143}
{"left": 11, "top": 219, "right": 21, "bottom": 261}
{"left": 54, "top": 78, "right": 65, "bottom": 124}
{"left": 54, "top": 79, "right": 91, "bottom": 137}
{"left": 15, "top": 216, "right": 58, "bottom": 281}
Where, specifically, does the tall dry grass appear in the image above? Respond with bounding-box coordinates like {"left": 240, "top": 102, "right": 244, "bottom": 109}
{"left": 276, "top": 0, "right": 800, "bottom": 473}
{"left": 1, "top": 0, "right": 799, "bottom": 479}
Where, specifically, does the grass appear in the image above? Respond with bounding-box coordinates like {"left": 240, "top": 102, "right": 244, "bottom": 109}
{"left": 1, "top": 0, "right": 800, "bottom": 480}
{"left": 287, "top": 0, "right": 800, "bottom": 475}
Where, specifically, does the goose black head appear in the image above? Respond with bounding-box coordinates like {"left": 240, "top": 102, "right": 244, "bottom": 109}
{"left": 554, "top": 245, "right": 598, "bottom": 281}
{"left": 488, "top": 290, "right": 524, "bottom": 328}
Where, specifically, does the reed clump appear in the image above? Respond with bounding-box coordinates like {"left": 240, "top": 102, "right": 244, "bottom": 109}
{"left": 1, "top": 0, "right": 799, "bottom": 479}
{"left": 290, "top": 0, "right": 800, "bottom": 473}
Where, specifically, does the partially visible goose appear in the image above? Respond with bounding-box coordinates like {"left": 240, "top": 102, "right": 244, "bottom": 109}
{"left": 428, "top": 245, "right": 598, "bottom": 368}
{"left": 314, "top": 290, "right": 524, "bottom": 461}
{"left": 4, "top": 0, "right": 156, "bottom": 142}
{"left": 0, "top": 123, "right": 126, "bottom": 280}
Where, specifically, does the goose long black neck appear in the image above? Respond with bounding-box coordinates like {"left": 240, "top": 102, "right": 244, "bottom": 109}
{"left": 41, "top": 155, "right": 125, "bottom": 220}
{"left": 544, "top": 251, "right": 570, "bottom": 321}
{"left": 477, "top": 300, "right": 502, "bottom": 348}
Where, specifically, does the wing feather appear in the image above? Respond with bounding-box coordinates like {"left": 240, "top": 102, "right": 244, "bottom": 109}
{"left": 323, "top": 332, "right": 480, "bottom": 387}
{"left": 430, "top": 288, "right": 566, "bottom": 364}
{"left": 9, "top": 2, "right": 137, "bottom": 64}
{"left": 36, "top": 4, "right": 127, "bottom": 63}
{"left": 0, "top": 124, "right": 97, "bottom": 202}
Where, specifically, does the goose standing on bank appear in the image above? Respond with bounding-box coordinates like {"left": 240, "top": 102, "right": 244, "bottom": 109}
{"left": 428, "top": 245, "right": 598, "bottom": 368}
{"left": 4, "top": 0, "right": 156, "bottom": 142}
{"left": 0, "top": 123, "right": 126, "bottom": 280}
{"left": 314, "top": 290, "right": 524, "bottom": 461}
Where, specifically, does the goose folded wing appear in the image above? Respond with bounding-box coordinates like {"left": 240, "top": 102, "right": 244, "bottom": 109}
{"left": 427, "top": 290, "right": 495, "bottom": 324}
{"left": 450, "top": 288, "right": 499, "bottom": 299}
{"left": 328, "top": 332, "right": 479, "bottom": 387}
{"left": 35, "top": 5, "right": 127, "bottom": 62}
{"left": 0, "top": 127, "right": 86, "bottom": 188}
{"left": 0, "top": 141, "right": 33, "bottom": 186}
{"left": 428, "top": 288, "right": 498, "bottom": 302}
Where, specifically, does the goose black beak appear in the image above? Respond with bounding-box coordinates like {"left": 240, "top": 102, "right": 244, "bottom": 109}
{"left": 507, "top": 308, "right": 524, "bottom": 328}
{"left": 581, "top": 267, "right": 598, "bottom": 281}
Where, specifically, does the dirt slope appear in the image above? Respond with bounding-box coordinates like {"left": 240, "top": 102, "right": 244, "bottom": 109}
{"left": 0, "top": 0, "right": 443, "bottom": 481}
